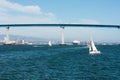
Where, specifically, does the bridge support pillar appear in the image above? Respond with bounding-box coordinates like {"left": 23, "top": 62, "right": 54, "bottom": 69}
{"left": 60, "top": 26, "right": 66, "bottom": 45}
{"left": 5, "top": 26, "right": 10, "bottom": 44}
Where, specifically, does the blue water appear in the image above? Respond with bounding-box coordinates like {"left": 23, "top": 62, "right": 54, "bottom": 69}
{"left": 0, "top": 45, "right": 120, "bottom": 80}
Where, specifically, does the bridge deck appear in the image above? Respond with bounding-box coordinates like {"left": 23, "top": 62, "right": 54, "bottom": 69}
{"left": 0, "top": 24, "right": 119, "bottom": 28}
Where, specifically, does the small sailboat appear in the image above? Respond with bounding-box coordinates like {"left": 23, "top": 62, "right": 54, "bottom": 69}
{"left": 48, "top": 41, "right": 52, "bottom": 46}
{"left": 89, "top": 39, "right": 100, "bottom": 54}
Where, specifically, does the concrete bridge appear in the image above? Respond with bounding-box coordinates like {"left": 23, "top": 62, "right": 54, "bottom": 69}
{"left": 0, "top": 23, "right": 119, "bottom": 45}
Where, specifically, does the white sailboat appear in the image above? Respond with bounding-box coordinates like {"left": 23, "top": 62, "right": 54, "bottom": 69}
{"left": 89, "top": 39, "right": 100, "bottom": 54}
{"left": 48, "top": 41, "right": 52, "bottom": 46}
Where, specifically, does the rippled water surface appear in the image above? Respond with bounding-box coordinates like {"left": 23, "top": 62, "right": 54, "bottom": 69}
{"left": 0, "top": 45, "right": 120, "bottom": 80}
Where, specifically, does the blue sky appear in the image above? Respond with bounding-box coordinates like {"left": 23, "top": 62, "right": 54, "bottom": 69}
{"left": 0, "top": 0, "right": 120, "bottom": 42}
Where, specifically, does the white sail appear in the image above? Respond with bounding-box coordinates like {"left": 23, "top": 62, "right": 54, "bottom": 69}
{"left": 48, "top": 41, "right": 52, "bottom": 46}
{"left": 89, "top": 39, "right": 100, "bottom": 54}
{"left": 91, "top": 39, "right": 97, "bottom": 51}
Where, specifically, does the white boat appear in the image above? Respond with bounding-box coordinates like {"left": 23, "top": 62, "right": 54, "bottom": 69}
{"left": 48, "top": 41, "right": 52, "bottom": 46}
{"left": 72, "top": 40, "right": 80, "bottom": 45}
{"left": 89, "top": 39, "right": 100, "bottom": 54}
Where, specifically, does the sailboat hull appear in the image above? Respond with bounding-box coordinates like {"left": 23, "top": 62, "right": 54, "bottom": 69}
{"left": 90, "top": 50, "right": 101, "bottom": 54}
